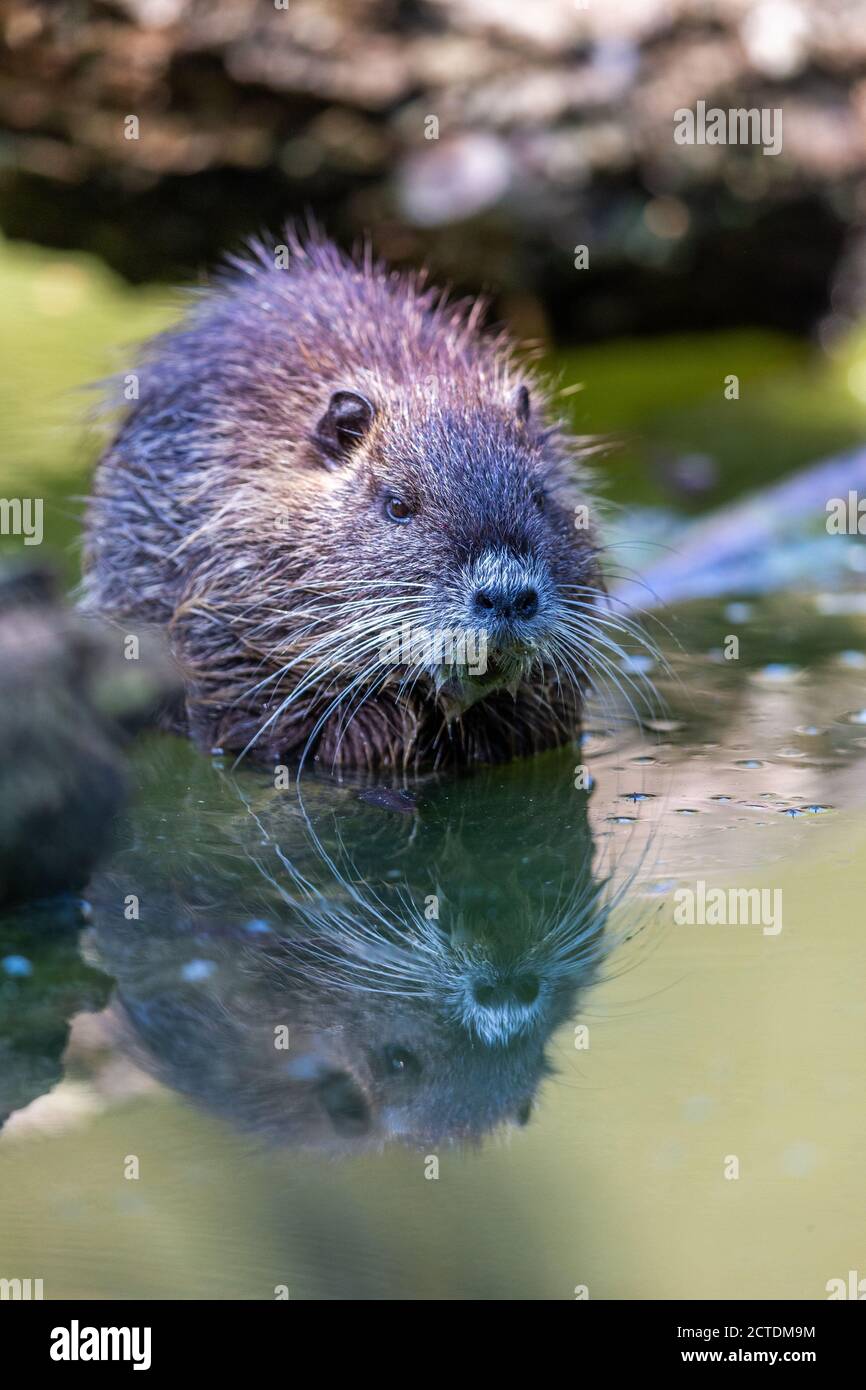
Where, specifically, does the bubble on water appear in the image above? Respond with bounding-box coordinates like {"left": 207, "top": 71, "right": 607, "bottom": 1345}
{"left": 795, "top": 725, "right": 825, "bottom": 737}
{"left": 724, "top": 601, "right": 753, "bottom": 623}
{"left": 802, "top": 804, "right": 832, "bottom": 814}
{"left": 180, "top": 959, "right": 216, "bottom": 983}
{"left": 781, "top": 806, "right": 806, "bottom": 817}
{"left": 606, "top": 815, "right": 637, "bottom": 824}
{"left": 645, "top": 719, "right": 685, "bottom": 734}
{"left": 674, "top": 807, "right": 699, "bottom": 815}
{"left": 735, "top": 759, "right": 763, "bottom": 769}
{"left": 631, "top": 755, "right": 657, "bottom": 765}
{"left": 709, "top": 794, "right": 733, "bottom": 802}
{"left": 843, "top": 709, "right": 866, "bottom": 725}
{"left": 620, "top": 792, "right": 655, "bottom": 802}
{"left": 838, "top": 650, "right": 866, "bottom": 669}
{"left": 777, "top": 747, "right": 805, "bottom": 759}
{"left": 2, "top": 955, "right": 32, "bottom": 977}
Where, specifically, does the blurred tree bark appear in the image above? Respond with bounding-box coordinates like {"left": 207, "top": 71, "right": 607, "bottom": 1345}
{"left": 1, "top": 0, "right": 865, "bottom": 339}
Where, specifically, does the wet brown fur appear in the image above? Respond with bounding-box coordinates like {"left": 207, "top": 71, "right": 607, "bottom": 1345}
{"left": 83, "top": 229, "right": 605, "bottom": 769}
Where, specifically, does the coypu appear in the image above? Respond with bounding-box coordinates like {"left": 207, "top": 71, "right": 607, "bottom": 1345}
{"left": 82, "top": 229, "right": 635, "bottom": 770}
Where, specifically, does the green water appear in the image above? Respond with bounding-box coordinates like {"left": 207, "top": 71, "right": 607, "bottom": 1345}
{"left": 1, "top": 237, "right": 865, "bottom": 1300}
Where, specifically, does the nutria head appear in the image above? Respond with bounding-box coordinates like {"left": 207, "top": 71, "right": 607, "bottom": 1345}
{"left": 83, "top": 232, "right": 613, "bottom": 767}
{"left": 297, "top": 379, "right": 599, "bottom": 711}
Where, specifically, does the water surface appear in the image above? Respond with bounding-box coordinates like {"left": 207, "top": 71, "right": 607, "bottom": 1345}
{"left": 1, "top": 236, "right": 864, "bottom": 1300}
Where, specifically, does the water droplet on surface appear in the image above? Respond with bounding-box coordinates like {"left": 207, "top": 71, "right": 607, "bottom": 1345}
{"left": 735, "top": 759, "right": 763, "bottom": 769}
{"left": 606, "top": 815, "right": 637, "bottom": 824}
{"left": 843, "top": 710, "right": 866, "bottom": 725}
{"left": 620, "top": 792, "right": 655, "bottom": 802}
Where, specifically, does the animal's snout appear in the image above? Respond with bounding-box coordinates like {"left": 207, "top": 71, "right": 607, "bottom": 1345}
{"left": 466, "top": 550, "right": 547, "bottom": 633}
{"left": 473, "top": 584, "right": 539, "bottom": 623}
{"left": 472, "top": 972, "right": 540, "bottom": 1009}
{"left": 463, "top": 969, "right": 543, "bottom": 1046}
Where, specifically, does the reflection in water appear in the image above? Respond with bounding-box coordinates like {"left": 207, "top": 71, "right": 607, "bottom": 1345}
{"left": 82, "top": 752, "right": 636, "bottom": 1152}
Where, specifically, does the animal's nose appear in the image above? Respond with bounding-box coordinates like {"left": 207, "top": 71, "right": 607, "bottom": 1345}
{"left": 473, "top": 585, "right": 539, "bottom": 622}
{"left": 471, "top": 972, "right": 540, "bottom": 1009}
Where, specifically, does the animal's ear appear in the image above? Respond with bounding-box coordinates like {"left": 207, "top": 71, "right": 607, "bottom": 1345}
{"left": 312, "top": 390, "right": 375, "bottom": 466}
{"left": 514, "top": 384, "right": 531, "bottom": 424}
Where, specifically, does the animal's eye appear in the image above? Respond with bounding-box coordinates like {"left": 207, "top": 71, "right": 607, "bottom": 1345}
{"left": 384, "top": 495, "right": 414, "bottom": 524}
{"left": 532, "top": 489, "right": 545, "bottom": 512}
{"left": 382, "top": 1045, "right": 422, "bottom": 1077}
